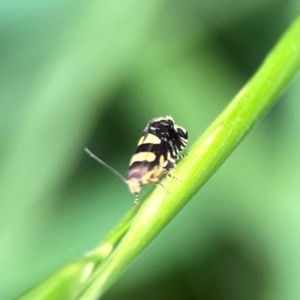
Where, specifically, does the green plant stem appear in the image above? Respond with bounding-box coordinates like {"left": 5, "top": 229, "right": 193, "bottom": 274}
{"left": 18, "top": 205, "right": 140, "bottom": 300}
{"left": 18, "top": 15, "right": 300, "bottom": 300}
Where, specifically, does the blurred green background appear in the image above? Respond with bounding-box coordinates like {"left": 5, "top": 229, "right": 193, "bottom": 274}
{"left": 1, "top": 1, "right": 300, "bottom": 299}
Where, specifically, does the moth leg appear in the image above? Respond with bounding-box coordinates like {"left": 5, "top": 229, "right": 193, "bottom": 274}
{"left": 156, "top": 181, "right": 171, "bottom": 193}
{"left": 133, "top": 193, "right": 140, "bottom": 205}
{"left": 167, "top": 172, "right": 183, "bottom": 181}
{"left": 176, "top": 153, "right": 188, "bottom": 160}
{"left": 144, "top": 175, "right": 170, "bottom": 194}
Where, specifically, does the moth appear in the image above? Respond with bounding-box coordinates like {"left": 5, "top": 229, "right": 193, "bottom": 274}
{"left": 85, "top": 116, "right": 188, "bottom": 204}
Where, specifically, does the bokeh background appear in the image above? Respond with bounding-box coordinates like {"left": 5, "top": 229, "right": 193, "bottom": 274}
{"left": 1, "top": 1, "right": 300, "bottom": 299}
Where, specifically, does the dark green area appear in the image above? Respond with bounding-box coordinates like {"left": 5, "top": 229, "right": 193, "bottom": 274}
{"left": 1, "top": 1, "right": 300, "bottom": 299}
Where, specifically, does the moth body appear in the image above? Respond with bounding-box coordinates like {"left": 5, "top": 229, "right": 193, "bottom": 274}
{"left": 85, "top": 116, "right": 188, "bottom": 204}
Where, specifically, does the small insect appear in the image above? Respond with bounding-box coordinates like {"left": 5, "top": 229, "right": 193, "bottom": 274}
{"left": 85, "top": 116, "right": 188, "bottom": 204}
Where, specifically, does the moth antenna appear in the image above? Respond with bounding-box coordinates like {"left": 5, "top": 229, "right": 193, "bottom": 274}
{"left": 84, "top": 148, "right": 127, "bottom": 184}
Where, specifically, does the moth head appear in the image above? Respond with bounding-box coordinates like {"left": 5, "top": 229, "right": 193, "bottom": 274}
{"left": 148, "top": 116, "right": 175, "bottom": 132}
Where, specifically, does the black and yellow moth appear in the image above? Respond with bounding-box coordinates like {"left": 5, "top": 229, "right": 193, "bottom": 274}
{"left": 85, "top": 116, "right": 188, "bottom": 204}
